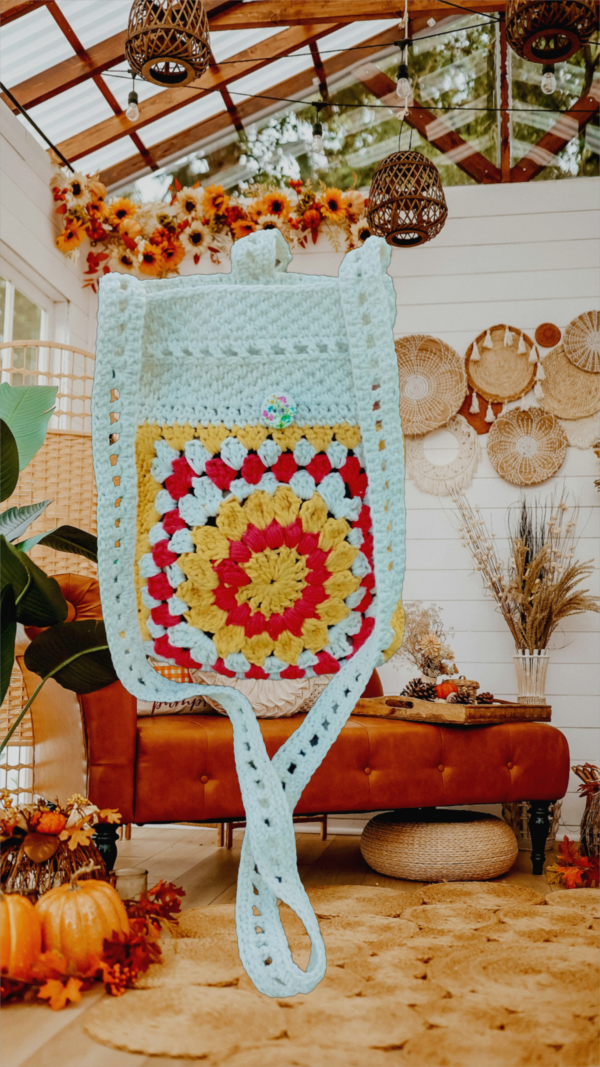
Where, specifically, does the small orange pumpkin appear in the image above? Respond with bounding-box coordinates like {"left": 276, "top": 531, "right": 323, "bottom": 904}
{"left": 35, "top": 864, "right": 129, "bottom": 973}
{"left": 0, "top": 890, "right": 42, "bottom": 979}
{"left": 35, "top": 811, "right": 67, "bottom": 835}
{"left": 436, "top": 681, "right": 458, "bottom": 700}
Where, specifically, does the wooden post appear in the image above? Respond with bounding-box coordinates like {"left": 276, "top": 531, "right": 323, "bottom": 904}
{"left": 219, "top": 823, "right": 225, "bottom": 847}
{"left": 321, "top": 814, "right": 328, "bottom": 841}
{"left": 226, "top": 822, "right": 234, "bottom": 849}
{"left": 499, "top": 14, "right": 511, "bottom": 183}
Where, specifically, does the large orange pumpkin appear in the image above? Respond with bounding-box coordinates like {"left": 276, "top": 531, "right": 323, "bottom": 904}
{"left": 0, "top": 890, "right": 42, "bottom": 979}
{"left": 35, "top": 868, "right": 129, "bottom": 973}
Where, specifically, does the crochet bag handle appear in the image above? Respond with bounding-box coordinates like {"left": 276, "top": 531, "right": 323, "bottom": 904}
{"left": 230, "top": 228, "right": 292, "bottom": 282}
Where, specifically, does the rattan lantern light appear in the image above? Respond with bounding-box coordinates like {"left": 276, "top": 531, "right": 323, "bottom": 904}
{"left": 506, "top": 0, "right": 597, "bottom": 63}
{"left": 366, "top": 150, "right": 448, "bottom": 247}
{"left": 125, "top": 0, "right": 211, "bottom": 86}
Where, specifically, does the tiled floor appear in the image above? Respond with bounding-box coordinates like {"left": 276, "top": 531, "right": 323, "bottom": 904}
{"left": 2, "top": 825, "right": 559, "bottom": 1067}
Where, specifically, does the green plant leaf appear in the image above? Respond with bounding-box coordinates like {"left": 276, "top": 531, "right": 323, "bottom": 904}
{"left": 0, "top": 383, "right": 57, "bottom": 470}
{"left": 0, "top": 420, "right": 19, "bottom": 502}
{"left": 24, "top": 620, "right": 117, "bottom": 693}
{"left": 33, "top": 525, "right": 98, "bottom": 562}
{"left": 1, "top": 584, "right": 17, "bottom": 705}
{"left": 0, "top": 500, "right": 52, "bottom": 542}
{"left": 14, "top": 529, "right": 57, "bottom": 553}
{"left": 0, "top": 536, "right": 67, "bottom": 626}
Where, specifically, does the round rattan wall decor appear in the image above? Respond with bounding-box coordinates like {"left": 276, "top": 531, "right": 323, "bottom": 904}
{"left": 466, "top": 325, "right": 536, "bottom": 403}
{"left": 396, "top": 335, "right": 467, "bottom": 437}
{"left": 539, "top": 343, "right": 600, "bottom": 420}
{"left": 535, "top": 322, "right": 561, "bottom": 350}
{"left": 405, "top": 415, "right": 479, "bottom": 496}
{"left": 558, "top": 413, "right": 600, "bottom": 449}
{"left": 487, "top": 408, "right": 568, "bottom": 486}
{"left": 563, "top": 311, "right": 600, "bottom": 374}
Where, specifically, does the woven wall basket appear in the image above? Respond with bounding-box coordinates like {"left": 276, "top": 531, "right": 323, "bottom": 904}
{"left": 405, "top": 414, "right": 479, "bottom": 496}
{"left": 466, "top": 325, "right": 536, "bottom": 403}
{"left": 487, "top": 408, "right": 568, "bottom": 486}
{"left": 535, "top": 322, "right": 562, "bottom": 350}
{"left": 396, "top": 334, "right": 467, "bottom": 437}
{"left": 563, "top": 310, "right": 600, "bottom": 374}
{"left": 539, "top": 343, "right": 600, "bottom": 420}
{"left": 360, "top": 810, "right": 518, "bottom": 882}
{"left": 559, "top": 413, "right": 600, "bottom": 449}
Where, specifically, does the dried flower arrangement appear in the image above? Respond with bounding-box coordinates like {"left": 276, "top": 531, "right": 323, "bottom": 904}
{"left": 392, "top": 602, "right": 459, "bottom": 682}
{"left": 50, "top": 170, "right": 370, "bottom": 291}
{"left": 0, "top": 791, "right": 120, "bottom": 896}
{"left": 546, "top": 837, "right": 599, "bottom": 890}
{"left": 0, "top": 876, "right": 185, "bottom": 1007}
{"left": 452, "top": 492, "right": 599, "bottom": 652}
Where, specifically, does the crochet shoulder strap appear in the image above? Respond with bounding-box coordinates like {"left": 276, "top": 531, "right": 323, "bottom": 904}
{"left": 92, "top": 231, "right": 405, "bottom": 997}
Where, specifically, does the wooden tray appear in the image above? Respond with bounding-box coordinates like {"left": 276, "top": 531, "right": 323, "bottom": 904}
{"left": 352, "top": 696, "right": 551, "bottom": 725}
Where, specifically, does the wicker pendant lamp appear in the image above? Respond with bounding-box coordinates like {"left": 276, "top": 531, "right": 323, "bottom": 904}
{"left": 506, "top": 0, "right": 597, "bottom": 63}
{"left": 125, "top": 0, "right": 211, "bottom": 86}
{"left": 366, "top": 150, "right": 448, "bottom": 247}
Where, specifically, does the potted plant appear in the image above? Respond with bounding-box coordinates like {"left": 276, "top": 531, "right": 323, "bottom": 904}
{"left": 0, "top": 383, "right": 117, "bottom": 752}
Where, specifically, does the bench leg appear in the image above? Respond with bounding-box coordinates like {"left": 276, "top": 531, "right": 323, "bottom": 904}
{"left": 529, "top": 800, "right": 552, "bottom": 875}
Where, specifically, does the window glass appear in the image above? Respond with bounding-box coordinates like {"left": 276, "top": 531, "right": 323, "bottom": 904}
{"left": 13, "top": 286, "right": 42, "bottom": 341}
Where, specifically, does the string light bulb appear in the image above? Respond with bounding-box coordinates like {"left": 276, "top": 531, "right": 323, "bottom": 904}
{"left": 396, "top": 43, "right": 411, "bottom": 106}
{"left": 126, "top": 73, "right": 139, "bottom": 122}
{"left": 312, "top": 102, "right": 324, "bottom": 153}
{"left": 540, "top": 64, "right": 557, "bottom": 95}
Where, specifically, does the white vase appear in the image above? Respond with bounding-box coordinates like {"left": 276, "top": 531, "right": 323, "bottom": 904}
{"left": 513, "top": 649, "right": 550, "bottom": 704}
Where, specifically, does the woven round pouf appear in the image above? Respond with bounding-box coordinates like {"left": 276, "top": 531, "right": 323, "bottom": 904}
{"left": 360, "top": 809, "right": 518, "bottom": 882}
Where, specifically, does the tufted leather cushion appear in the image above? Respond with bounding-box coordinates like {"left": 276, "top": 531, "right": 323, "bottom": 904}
{"left": 131, "top": 715, "right": 570, "bottom": 825}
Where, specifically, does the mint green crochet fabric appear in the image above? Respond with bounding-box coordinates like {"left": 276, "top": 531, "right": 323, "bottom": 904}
{"left": 92, "top": 231, "right": 405, "bottom": 997}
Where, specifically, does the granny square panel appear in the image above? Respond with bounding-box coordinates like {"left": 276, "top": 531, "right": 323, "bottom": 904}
{"left": 93, "top": 230, "right": 405, "bottom": 998}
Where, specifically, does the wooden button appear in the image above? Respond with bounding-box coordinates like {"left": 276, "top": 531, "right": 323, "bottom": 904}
{"left": 438, "top": 764, "right": 445, "bottom": 772}
{"left": 507, "top": 762, "right": 513, "bottom": 769}
{"left": 364, "top": 767, "right": 371, "bottom": 775}
{"left": 200, "top": 775, "right": 209, "bottom": 784}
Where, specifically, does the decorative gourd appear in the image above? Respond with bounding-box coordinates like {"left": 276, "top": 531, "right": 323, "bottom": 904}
{"left": 35, "top": 863, "right": 129, "bottom": 973}
{"left": 436, "top": 681, "right": 458, "bottom": 700}
{"left": 0, "top": 890, "right": 42, "bottom": 979}
{"left": 35, "top": 811, "right": 67, "bottom": 835}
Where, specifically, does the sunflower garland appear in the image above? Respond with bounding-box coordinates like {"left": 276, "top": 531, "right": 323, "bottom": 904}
{"left": 50, "top": 170, "right": 370, "bottom": 291}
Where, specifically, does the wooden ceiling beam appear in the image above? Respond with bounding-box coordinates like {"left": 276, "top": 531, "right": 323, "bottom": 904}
{"left": 510, "top": 87, "right": 600, "bottom": 181}
{"left": 0, "top": 0, "right": 46, "bottom": 24}
{"left": 98, "top": 21, "right": 408, "bottom": 187}
{"left": 208, "top": 0, "right": 506, "bottom": 28}
{"left": 356, "top": 68, "right": 501, "bottom": 183}
{"left": 53, "top": 22, "right": 344, "bottom": 163}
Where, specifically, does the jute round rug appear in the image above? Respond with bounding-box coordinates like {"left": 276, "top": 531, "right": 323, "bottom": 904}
{"left": 84, "top": 883, "right": 600, "bottom": 1067}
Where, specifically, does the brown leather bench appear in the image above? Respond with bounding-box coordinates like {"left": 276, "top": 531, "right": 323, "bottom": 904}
{"left": 18, "top": 576, "right": 570, "bottom": 875}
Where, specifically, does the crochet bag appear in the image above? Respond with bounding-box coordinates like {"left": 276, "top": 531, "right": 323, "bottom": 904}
{"left": 93, "top": 230, "right": 405, "bottom": 996}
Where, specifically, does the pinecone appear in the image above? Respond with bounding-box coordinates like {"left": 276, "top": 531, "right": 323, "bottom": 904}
{"left": 401, "top": 678, "right": 437, "bottom": 701}
{"left": 446, "top": 691, "right": 471, "bottom": 704}
{"left": 476, "top": 692, "right": 495, "bottom": 704}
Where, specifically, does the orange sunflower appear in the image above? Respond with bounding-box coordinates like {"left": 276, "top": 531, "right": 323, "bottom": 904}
{"left": 107, "top": 197, "right": 138, "bottom": 232}
{"left": 56, "top": 217, "right": 87, "bottom": 252}
{"left": 260, "top": 191, "right": 292, "bottom": 220}
{"left": 160, "top": 236, "right": 185, "bottom": 269}
{"left": 203, "top": 184, "right": 229, "bottom": 218}
{"left": 231, "top": 218, "right": 256, "bottom": 239}
{"left": 320, "top": 188, "right": 345, "bottom": 221}
{"left": 138, "top": 242, "right": 165, "bottom": 277}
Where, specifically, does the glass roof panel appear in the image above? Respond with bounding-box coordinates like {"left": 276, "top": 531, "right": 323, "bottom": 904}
{"left": 100, "top": 66, "right": 164, "bottom": 109}
{"left": 229, "top": 53, "right": 315, "bottom": 100}
{"left": 141, "top": 92, "right": 224, "bottom": 143}
{"left": 24, "top": 81, "right": 116, "bottom": 145}
{"left": 55, "top": 0, "right": 132, "bottom": 49}
{"left": 0, "top": 7, "right": 75, "bottom": 85}
{"left": 210, "top": 26, "right": 288, "bottom": 63}
{"left": 74, "top": 137, "right": 139, "bottom": 177}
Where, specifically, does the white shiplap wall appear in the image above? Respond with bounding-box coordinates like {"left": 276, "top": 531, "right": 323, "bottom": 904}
{"left": 290, "top": 178, "right": 600, "bottom": 836}
{"left": 0, "top": 101, "right": 95, "bottom": 349}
